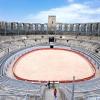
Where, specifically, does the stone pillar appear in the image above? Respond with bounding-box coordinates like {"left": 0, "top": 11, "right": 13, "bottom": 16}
{"left": 4, "top": 22, "right": 7, "bottom": 35}
{"left": 73, "top": 24, "right": 76, "bottom": 32}
{"left": 98, "top": 23, "right": 100, "bottom": 36}
{"left": 65, "top": 24, "right": 68, "bottom": 32}
{"left": 86, "top": 23, "right": 92, "bottom": 35}
{"left": 55, "top": 23, "right": 60, "bottom": 34}
{"left": 6, "top": 22, "right": 11, "bottom": 32}
{"left": 0, "top": 21, "right": 8, "bottom": 35}
{"left": 96, "top": 23, "right": 99, "bottom": 36}
{"left": 31, "top": 24, "right": 35, "bottom": 34}
{"left": 27, "top": 23, "right": 30, "bottom": 33}
{"left": 92, "top": 23, "right": 98, "bottom": 35}
{"left": 76, "top": 24, "right": 79, "bottom": 33}
{"left": 44, "top": 24, "right": 47, "bottom": 31}
{"left": 86, "top": 23, "right": 91, "bottom": 35}
{"left": 38, "top": 24, "right": 41, "bottom": 31}
{"left": 62, "top": 24, "right": 65, "bottom": 32}
{"left": 0, "top": 22, "right": 1, "bottom": 35}
{"left": 59, "top": 23, "right": 62, "bottom": 32}
{"left": 32, "top": 24, "right": 35, "bottom": 31}
{"left": 10, "top": 22, "right": 13, "bottom": 35}
{"left": 79, "top": 24, "right": 82, "bottom": 34}
{"left": 20, "top": 23, "right": 24, "bottom": 35}
{"left": 67, "top": 24, "right": 70, "bottom": 32}
{"left": 34, "top": 24, "right": 38, "bottom": 31}
{"left": 56, "top": 23, "right": 59, "bottom": 32}
{"left": 0, "top": 22, "right": 1, "bottom": 30}
{"left": 70, "top": 24, "right": 74, "bottom": 33}
{"left": 58, "top": 23, "right": 61, "bottom": 32}
{"left": 28, "top": 24, "right": 32, "bottom": 32}
{"left": 1, "top": 21, "right": 6, "bottom": 30}
{"left": 23, "top": 23, "right": 27, "bottom": 34}
{"left": 17, "top": 23, "right": 23, "bottom": 35}
{"left": 41, "top": 24, "right": 44, "bottom": 32}
{"left": 12, "top": 22, "right": 18, "bottom": 34}
{"left": 84, "top": 24, "right": 87, "bottom": 35}
{"left": 21, "top": 23, "right": 24, "bottom": 30}
{"left": 90, "top": 24, "right": 92, "bottom": 35}
{"left": 17, "top": 23, "right": 19, "bottom": 35}
{"left": 76, "top": 24, "right": 80, "bottom": 34}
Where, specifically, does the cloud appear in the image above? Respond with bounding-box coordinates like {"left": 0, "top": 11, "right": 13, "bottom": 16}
{"left": 22, "top": 3, "right": 100, "bottom": 23}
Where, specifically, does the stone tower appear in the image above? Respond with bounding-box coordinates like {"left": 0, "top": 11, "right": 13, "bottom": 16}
{"left": 48, "top": 16, "right": 56, "bottom": 33}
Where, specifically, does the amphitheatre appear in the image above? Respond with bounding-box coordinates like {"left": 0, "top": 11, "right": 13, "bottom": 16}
{"left": 0, "top": 16, "right": 100, "bottom": 100}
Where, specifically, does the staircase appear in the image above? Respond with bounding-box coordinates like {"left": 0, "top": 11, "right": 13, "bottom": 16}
{"left": 44, "top": 88, "right": 62, "bottom": 100}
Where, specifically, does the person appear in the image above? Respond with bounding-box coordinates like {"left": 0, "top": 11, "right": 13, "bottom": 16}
{"left": 54, "top": 88, "right": 57, "bottom": 98}
{"left": 47, "top": 81, "right": 50, "bottom": 89}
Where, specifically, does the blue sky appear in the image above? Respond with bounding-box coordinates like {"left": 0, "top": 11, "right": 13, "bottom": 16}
{"left": 0, "top": 0, "right": 100, "bottom": 23}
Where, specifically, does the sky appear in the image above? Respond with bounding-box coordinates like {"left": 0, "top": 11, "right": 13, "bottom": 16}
{"left": 0, "top": 0, "right": 100, "bottom": 23}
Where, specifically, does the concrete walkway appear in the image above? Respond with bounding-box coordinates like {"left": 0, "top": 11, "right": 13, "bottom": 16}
{"left": 44, "top": 88, "right": 62, "bottom": 100}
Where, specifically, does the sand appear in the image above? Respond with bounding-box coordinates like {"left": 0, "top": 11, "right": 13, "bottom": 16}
{"left": 13, "top": 48, "right": 95, "bottom": 82}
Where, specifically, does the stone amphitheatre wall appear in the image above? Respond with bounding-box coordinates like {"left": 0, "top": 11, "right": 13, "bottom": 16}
{"left": 0, "top": 21, "right": 100, "bottom": 35}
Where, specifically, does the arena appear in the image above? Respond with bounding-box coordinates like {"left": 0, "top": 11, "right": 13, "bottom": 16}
{"left": 12, "top": 48, "right": 95, "bottom": 82}
{"left": 0, "top": 16, "right": 100, "bottom": 100}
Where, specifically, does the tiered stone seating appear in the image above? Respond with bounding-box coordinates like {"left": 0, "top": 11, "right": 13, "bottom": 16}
{"left": 0, "top": 35, "right": 100, "bottom": 100}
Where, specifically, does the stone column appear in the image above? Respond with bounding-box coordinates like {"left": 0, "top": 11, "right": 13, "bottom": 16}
{"left": 56, "top": 23, "right": 59, "bottom": 32}
{"left": 98, "top": 23, "right": 100, "bottom": 36}
{"left": 62, "top": 24, "right": 65, "bottom": 32}
{"left": 64, "top": 24, "right": 68, "bottom": 32}
{"left": 79, "top": 24, "right": 82, "bottom": 33}
{"left": 17, "top": 23, "right": 20, "bottom": 35}
{"left": 94, "top": 23, "right": 99, "bottom": 36}
{"left": 70, "top": 24, "right": 74, "bottom": 33}
{"left": 58, "top": 23, "right": 61, "bottom": 32}
{"left": 32, "top": 24, "right": 35, "bottom": 31}
{"left": 85, "top": 23, "right": 90, "bottom": 35}
{"left": 28, "top": 24, "right": 32, "bottom": 33}
{"left": 41, "top": 24, "right": 44, "bottom": 32}
{"left": 43, "top": 23, "right": 47, "bottom": 34}
{"left": 34, "top": 24, "right": 37, "bottom": 31}
{"left": 73, "top": 24, "right": 76, "bottom": 32}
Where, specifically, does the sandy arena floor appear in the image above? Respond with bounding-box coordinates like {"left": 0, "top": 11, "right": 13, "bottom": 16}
{"left": 13, "top": 48, "right": 95, "bottom": 82}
